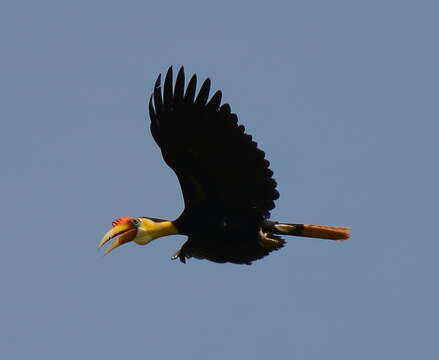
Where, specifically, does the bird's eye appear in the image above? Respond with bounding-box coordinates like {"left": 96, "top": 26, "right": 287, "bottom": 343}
{"left": 132, "top": 218, "right": 140, "bottom": 226}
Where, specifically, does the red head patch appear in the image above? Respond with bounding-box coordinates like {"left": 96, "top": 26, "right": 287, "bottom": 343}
{"left": 112, "top": 216, "right": 134, "bottom": 227}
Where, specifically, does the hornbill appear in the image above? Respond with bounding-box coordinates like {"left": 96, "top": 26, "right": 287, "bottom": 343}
{"left": 98, "top": 67, "right": 350, "bottom": 264}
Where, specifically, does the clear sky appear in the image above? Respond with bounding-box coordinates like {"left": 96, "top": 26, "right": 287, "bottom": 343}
{"left": 1, "top": 1, "right": 438, "bottom": 359}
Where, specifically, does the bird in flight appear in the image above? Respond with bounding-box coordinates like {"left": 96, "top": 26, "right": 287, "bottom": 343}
{"left": 98, "top": 67, "right": 350, "bottom": 264}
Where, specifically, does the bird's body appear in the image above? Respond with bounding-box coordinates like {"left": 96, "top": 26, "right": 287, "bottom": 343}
{"left": 99, "top": 67, "right": 350, "bottom": 264}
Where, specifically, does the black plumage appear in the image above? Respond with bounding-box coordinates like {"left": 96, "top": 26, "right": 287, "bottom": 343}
{"left": 149, "top": 66, "right": 283, "bottom": 264}
{"left": 98, "top": 67, "right": 350, "bottom": 263}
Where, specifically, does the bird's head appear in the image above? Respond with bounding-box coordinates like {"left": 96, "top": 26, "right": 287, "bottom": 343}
{"left": 98, "top": 217, "right": 178, "bottom": 255}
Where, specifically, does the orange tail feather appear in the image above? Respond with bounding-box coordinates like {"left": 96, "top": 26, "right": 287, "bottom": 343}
{"left": 272, "top": 223, "right": 351, "bottom": 241}
{"left": 300, "top": 224, "right": 351, "bottom": 241}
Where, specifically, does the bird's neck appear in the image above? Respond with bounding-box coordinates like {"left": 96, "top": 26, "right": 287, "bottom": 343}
{"left": 150, "top": 220, "right": 179, "bottom": 239}
{"left": 135, "top": 219, "right": 180, "bottom": 245}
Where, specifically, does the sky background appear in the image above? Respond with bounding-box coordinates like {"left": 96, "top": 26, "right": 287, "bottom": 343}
{"left": 1, "top": 1, "right": 438, "bottom": 359}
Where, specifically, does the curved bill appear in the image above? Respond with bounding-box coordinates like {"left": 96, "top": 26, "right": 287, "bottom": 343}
{"left": 98, "top": 223, "right": 137, "bottom": 256}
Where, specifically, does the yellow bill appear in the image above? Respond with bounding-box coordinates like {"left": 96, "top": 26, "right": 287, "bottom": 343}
{"left": 98, "top": 218, "right": 137, "bottom": 255}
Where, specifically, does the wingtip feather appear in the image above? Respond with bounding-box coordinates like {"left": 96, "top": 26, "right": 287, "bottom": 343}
{"left": 164, "top": 66, "right": 173, "bottom": 106}
{"left": 184, "top": 74, "right": 197, "bottom": 103}
{"left": 195, "top": 78, "right": 211, "bottom": 105}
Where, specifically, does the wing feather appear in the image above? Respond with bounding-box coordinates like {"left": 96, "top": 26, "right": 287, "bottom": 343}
{"left": 163, "top": 66, "right": 173, "bottom": 107}
{"left": 195, "top": 78, "right": 210, "bottom": 106}
{"left": 149, "top": 67, "right": 279, "bottom": 221}
{"left": 174, "top": 67, "right": 185, "bottom": 103}
{"left": 184, "top": 74, "right": 197, "bottom": 103}
{"left": 207, "top": 90, "right": 222, "bottom": 110}
{"left": 153, "top": 74, "right": 163, "bottom": 113}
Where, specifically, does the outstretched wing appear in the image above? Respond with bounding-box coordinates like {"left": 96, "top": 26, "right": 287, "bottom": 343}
{"left": 148, "top": 67, "right": 279, "bottom": 222}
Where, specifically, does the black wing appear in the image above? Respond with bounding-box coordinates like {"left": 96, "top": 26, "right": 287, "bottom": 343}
{"left": 148, "top": 67, "right": 279, "bottom": 224}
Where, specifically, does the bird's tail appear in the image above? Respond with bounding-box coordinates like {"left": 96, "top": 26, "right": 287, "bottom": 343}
{"left": 268, "top": 222, "right": 351, "bottom": 241}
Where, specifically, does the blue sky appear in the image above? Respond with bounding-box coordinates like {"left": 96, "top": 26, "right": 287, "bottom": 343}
{"left": 1, "top": 1, "right": 438, "bottom": 359}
